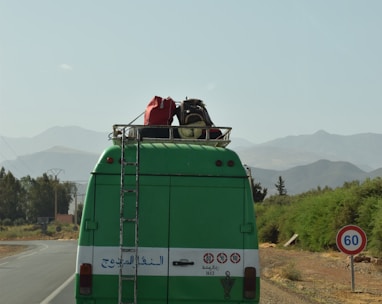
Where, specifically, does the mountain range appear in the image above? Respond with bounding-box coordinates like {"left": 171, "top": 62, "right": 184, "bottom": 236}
{"left": 236, "top": 130, "right": 382, "bottom": 171}
{"left": 250, "top": 160, "right": 382, "bottom": 195}
{"left": 1, "top": 127, "right": 381, "bottom": 195}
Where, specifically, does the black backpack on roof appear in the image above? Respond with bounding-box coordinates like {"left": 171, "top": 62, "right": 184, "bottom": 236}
{"left": 176, "top": 99, "right": 214, "bottom": 126}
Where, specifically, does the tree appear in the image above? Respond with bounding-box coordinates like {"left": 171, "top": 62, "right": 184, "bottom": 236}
{"left": 76, "top": 203, "right": 84, "bottom": 225}
{"left": 275, "top": 176, "right": 287, "bottom": 196}
{"left": 0, "top": 168, "right": 26, "bottom": 221}
{"left": 251, "top": 178, "right": 267, "bottom": 203}
{"left": 58, "top": 181, "right": 77, "bottom": 214}
{"left": 27, "top": 174, "right": 55, "bottom": 221}
{"left": 27, "top": 174, "right": 75, "bottom": 222}
{"left": 20, "top": 175, "right": 34, "bottom": 221}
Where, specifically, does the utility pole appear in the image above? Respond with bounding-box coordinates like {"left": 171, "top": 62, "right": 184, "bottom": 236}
{"left": 74, "top": 188, "right": 78, "bottom": 225}
{"left": 47, "top": 168, "right": 64, "bottom": 220}
{"left": 74, "top": 188, "right": 84, "bottom": 226}
{"left": 72, "top": 183, "right": 85, "bottom": 226}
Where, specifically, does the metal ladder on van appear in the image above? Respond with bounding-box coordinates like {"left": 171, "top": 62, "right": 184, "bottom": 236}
{"left": 118, "top": 126, "right": 140, "bottom": 304}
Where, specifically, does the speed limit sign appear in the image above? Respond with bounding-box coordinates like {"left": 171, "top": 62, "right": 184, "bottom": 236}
{"left": 336, "top": 225, "right": 367, "bottom": 255}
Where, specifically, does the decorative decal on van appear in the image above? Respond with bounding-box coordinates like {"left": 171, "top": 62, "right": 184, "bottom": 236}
{"left": 230, "top": 252, "right": 241, "bottom": 264}
{"left": 217, "top": 252, "right": 228, "bottom": 264}
{"left": 203, "top": 252, "right": 214, "bottom": 264}
{"left": 221, "top": 271, "right": 235, "bottom": 299}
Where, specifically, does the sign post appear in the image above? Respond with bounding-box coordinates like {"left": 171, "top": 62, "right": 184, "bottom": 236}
{"left": 336, "top": 225, "right": 367, "bottom": 292}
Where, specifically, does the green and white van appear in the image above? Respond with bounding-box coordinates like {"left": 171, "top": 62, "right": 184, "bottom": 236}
{"left": 75, "top": 124, "right": 260, "bottom": 304}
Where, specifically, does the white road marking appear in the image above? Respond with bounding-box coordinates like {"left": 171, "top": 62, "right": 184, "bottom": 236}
{"left": 40, "top": 273, "right": 75, "bottom": 304}
{"left": 17, "top": 251, "right": 37, "bottom": 259}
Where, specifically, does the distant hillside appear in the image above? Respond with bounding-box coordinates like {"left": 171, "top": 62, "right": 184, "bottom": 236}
{"left": 1, "top": 146, "right": 99, "bottom": 182}
{"left": 236, "top": 145, "right": 325, "bottom": 170}
{"left": 236, "top": 130, "right": 382, "bottom": 171}
{"left": 250, "top": 159, "right": 371, "bottom": 195}
{"left": 228, "top": 137, "right": 255, "bottom": 150}
{"left": 369, "top": 168, "right": 382, "bottom": 179}
{"left": 0, "top": 126, "right": 109, "bottom": 162}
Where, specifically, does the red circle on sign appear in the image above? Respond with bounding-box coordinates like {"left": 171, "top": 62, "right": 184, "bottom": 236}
{"left": 230, "top": 252, "right": 241, "bottom": 264}
{"left": 217, "top": 253, "right": 228, "bottom": 264}
{"left": 203, "top": 253, "right": 214, "bottom": 264}
{"left": 336, "top": 225, "right": 367, "bottom": 255}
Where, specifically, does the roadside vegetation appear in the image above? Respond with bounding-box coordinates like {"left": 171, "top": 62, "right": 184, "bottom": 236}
{"left": 256, "top": 177, "right": 382, "bottom": 257}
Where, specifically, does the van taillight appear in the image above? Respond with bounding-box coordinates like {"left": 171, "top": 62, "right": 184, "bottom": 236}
{"left": 244, "top": 267, "right": 256, "bottom": 299}
{"left": 79, "top": 263, "right": 92, "bottom": 295}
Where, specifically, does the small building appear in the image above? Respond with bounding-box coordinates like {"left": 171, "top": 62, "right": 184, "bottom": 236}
{"left": 56, "top": 214, "right": 74, "bottom": 224}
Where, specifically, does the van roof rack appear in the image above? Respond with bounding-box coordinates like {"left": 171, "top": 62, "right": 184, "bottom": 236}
{"left": 110, "top": 125, "right": 232, "bottom": 148}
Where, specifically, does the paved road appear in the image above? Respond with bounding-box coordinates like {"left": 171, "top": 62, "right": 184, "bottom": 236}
{"left": 0, "top": 240, "right": 77, "bottom": 304}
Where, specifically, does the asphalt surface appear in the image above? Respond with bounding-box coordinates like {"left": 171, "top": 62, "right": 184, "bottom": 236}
{"left": 0, "top": 240, "right": 77, "bottom": 304}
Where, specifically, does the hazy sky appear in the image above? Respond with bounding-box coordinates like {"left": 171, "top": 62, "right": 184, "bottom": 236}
{"left": 1, "top": 0, "right": 381, "bottom": 144}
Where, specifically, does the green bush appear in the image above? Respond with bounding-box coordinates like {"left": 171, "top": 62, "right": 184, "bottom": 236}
{"left": 256, "top": 204, "right": 286, "bottom": 243}
{"left": 259, "top": 222, "right": 279, "bottom": 243}
{"left": 14, "top": 218, "right": 26, "bottom": 226}
{"left": 2, "top": 218, "right": 12, "bottom": 226}
{"left": 369, "top": 203, "right": 382, "bottom": 256}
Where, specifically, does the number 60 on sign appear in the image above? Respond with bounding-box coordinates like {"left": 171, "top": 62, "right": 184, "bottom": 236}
{"left": 336, "top": 225, "right": 367, "bottom": 255}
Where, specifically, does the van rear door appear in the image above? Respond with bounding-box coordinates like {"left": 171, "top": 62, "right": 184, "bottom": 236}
{"left": 137, "top": 176, "right": 171, "bottom": 303}
{"left": 91, "top": 175, "right": 171, "bottom": 303}
{"left": 168, "top": 176, "right": 246, "bottom": 303}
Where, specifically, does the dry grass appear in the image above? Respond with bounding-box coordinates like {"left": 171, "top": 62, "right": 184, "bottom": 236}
{"left": 281, "top": 262, "right": 302, "bottom": 281}
{"left": 0, "top": 223, "right": 79, "bottom": 241}
{"left": 0, "top": 223, "right": 78, "bottom": 259}
{"left": 0, "top": 245, "right": 28, "bottom": 258}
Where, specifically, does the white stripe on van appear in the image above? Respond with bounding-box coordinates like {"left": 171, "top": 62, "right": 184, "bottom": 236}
{"left": 76, "top": 246, "right": 259, "bottom": 277}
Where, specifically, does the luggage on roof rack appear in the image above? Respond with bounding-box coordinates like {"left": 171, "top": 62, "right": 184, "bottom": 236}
{"left": 176, "top": 98, "right": 223, "bottom": 139}
{"left": 176, "top": 98, "right": 214, "bottom": 126}
{"left": 142, "top": 96, "right": 177, "bottom": 138}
